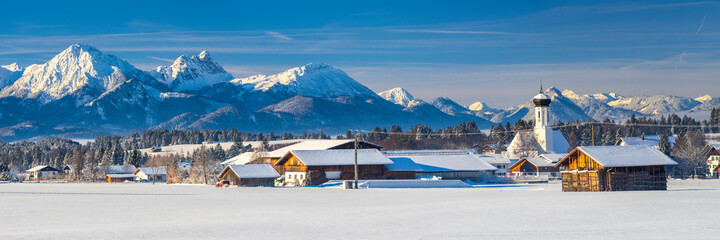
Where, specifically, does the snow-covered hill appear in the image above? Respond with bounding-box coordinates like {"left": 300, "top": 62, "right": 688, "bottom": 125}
{"left": 0, "top": 63, "right": 23, "bottom": 89}
{"left": 377, "top": 87, "right": 422, "bottom": 107}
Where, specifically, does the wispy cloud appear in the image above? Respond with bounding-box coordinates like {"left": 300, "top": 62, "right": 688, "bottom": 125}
{"left": 389, "top": 29, "right": 509, "bottom": 35}
{"left": 266, "top": 31, "right": 292, "bottom": 40}
{"left": 148, "top": 56, "right": 174, "bottom": 62}
{"left": 697, "top": 14, "right": 707, "bottom": 33}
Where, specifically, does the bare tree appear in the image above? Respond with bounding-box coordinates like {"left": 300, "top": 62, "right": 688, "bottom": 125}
{"left": 671, "top": 131, "right": 707, "bottom": 178}
{"left": 506, "top": 131, "right": 539, "bottom": 159}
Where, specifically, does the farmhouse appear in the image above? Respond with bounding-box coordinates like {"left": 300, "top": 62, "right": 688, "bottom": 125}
{"left": 105, "top": 174, "right": 136, "bottom": 182}
{"left": 556, "top": 145, "right": 677, "bottom": 192}
{"left": 383, "top": 150, "right": 497, "bottom": 181}
{"left": 217, "top": 164, "right": 280, "bottom": 187}
{"left": 701, "top": 143, "right": 720, "bottom": 178}
{"left": 475, "top": 153, "right": 511, "bottom": 176}
{"left": 275, "top": 149, "right": 393, "bottom": 186}
{"left": 26, "top": 165, "right": 61, "bottom": 180}
{"left": 134, "top": 167, "right": 167, "bottom": 183}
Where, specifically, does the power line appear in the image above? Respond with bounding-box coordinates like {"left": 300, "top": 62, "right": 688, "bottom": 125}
{"left": 348, "top": 121, "right": 720, "bottom": 137}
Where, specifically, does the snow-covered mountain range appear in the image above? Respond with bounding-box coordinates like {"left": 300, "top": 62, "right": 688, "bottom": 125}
{"left": 0, "top": 44, "right": 494, "bottom": 141}
{"left": 0, "top": 44, "right": 716, "bottom": 141}
{"left": 377, "top": 87, "right": 719, "bottom": 126}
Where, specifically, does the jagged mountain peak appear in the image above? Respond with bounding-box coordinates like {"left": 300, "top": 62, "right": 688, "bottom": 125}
{"left": 150, "top": 51, "right": 233, "bottom": 91}
{"left": 231, "top": 62, "right": 377, "bottom": 98}
{"left": 695, "top": 95, "right": 712, "bottom": 103}
{"left": 377, "top": 87, "right": 417, "bottom": 107}
{"left": 467, "top": 101, "right": 494, "bottom": 112}
{"left": 2, "top": 63, "right": 23, "bottom": 72}
{"left": 0, "top": 43, "right": 153, "bottom": 104}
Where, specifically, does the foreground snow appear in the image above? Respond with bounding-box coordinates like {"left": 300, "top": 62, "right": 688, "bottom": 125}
{"left": 1, "top": 180, "right": 718, "bottom": 239}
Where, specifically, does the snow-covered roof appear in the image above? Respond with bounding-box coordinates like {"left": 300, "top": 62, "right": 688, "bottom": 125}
{"left": 280, "top": 149, "right": 393, "bottom": 166}
{"left": 551, "top": 130, "right": 570, "bottom": 153}
{"left": 26, "top": 165, "right": 59, "bottom": 172}
{"left": 617, "top": 136, "right": 676, "bottom": 147}
{"left": 475, "top": 154, "right": 511, "bottom": 164}
{"left": 539, "top": 153, "right": 567, "bottom": 163}
{"left": 523, "top": 157, "right": 555, "bottom": 168}
{"left": 534, "top": 93, "right": 550, "bottom": 100}
{"left": 106, "top": 174, "right": 136, "bottom": 178}
{"left": 385, "top": 157, "right": 424, "bottom": 172}
{"left": 226, "top": 164, "right": 280, "bottom": 178}
{"left": 559, "top": 145, "right": 677, "bottom": 167}
{"left": 505, "top": 130, "right": 569, "bottom": 156}
{"left": 105, "top": 165, "right": 137, "bottom": 174}
{"left": 384, "top": 150, "right": 497, "bottom": 172}
{"left": 221, "top": 152, "right": 254, "bottom": 165}
{"left": 136, "top": 167, "right": 167, "bottom": 175}
{"left": 267, "top": 139, "right": 381, "bottom": 158}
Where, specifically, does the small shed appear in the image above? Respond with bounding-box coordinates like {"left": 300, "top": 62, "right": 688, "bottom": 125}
{"left": 134, "top": 167, "right": 167, "bottom": 183}
{"left": 556, "top": 145, "right": 677, "bottom": 192}
{"left": 26, "top": 165, "right": 61, "bottom": 180}
{"left": 106, "top": 174, "right": 136, "bottom": 183}
{"left": 217, "top": 164, "right": 280, "bottom": 187}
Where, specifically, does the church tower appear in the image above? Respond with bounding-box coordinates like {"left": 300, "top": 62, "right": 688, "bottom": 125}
{"left": 533, "top": 84, "right": 553, "bottom": 153}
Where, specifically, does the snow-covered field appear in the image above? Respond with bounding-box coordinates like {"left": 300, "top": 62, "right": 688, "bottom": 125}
{"left": 1, "top": 180, "right": 719, "bottom": 240}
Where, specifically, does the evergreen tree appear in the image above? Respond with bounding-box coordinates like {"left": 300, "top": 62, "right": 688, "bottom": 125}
{"left": 658, "top": 130, "right": 671, "bottom": 156}
{"left": 227, "top": 138, "right": 245, "bottom": 158}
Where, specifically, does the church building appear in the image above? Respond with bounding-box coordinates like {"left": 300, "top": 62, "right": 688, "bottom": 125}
{"left": 505, "top": 86, "right": 570, "bottom": 159}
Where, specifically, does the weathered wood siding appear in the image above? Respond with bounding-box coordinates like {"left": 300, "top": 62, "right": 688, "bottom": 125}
{"left": 559, "top": 150, "right": 668, "bottom": 192}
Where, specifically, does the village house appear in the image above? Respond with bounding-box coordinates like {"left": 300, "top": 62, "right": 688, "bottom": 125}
{"left": 479, "top": 144, "right": 500, "bottom": 154}
{"left": 217, "top": 164, "right": 280, "bottom": 187}
{"left": 556, "top": 145, "right": 677, "bottom": 192}
{"left": 508, "top": 153, "right": 566, "bottom": 180}
{"left": 26, "top": 165, "right": 61, "bottom": 180}
{"left": 63, "top": 164, "right": 80, "bottom": 179}
{"left": 701, "top": 143, "right": 720, "bottom": 178}
{"left": 275, "top": 149, "right": 393, "bottom": 186}
{"left": 134, "top": 167, "right": 167, "bottom": 183}
{"left": 475, "top": 153, "right": 511, "bottom": 177}
{"left": 505, "top": 87, "right": 570, "bottom": 159}
{"left": 383, "top": 150, "right": 498, "bottom": 181}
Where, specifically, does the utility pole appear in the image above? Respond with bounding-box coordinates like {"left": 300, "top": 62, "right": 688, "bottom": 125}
{"left": 591, "top": 124, "right": 595, "bottom": 146}
{"left": 354, "top": 130, "right": 358, "bottom": 189}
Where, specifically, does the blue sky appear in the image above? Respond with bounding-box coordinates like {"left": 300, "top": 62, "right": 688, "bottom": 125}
{"left": 1, "top": 0, "right": 719, "bottom": 108}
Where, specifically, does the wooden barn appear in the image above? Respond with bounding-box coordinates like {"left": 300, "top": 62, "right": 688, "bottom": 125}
{"left": 275, "top": 149, "right": 393, "bottom": 186}
{"left": 217, "top": 164, "right": 280, "bottom": 187}
{"left": 556, "top": 145, "right": 677, "bottom": 192}
{"left": 106, "top": 174, "right": 136, "bottom": 182}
